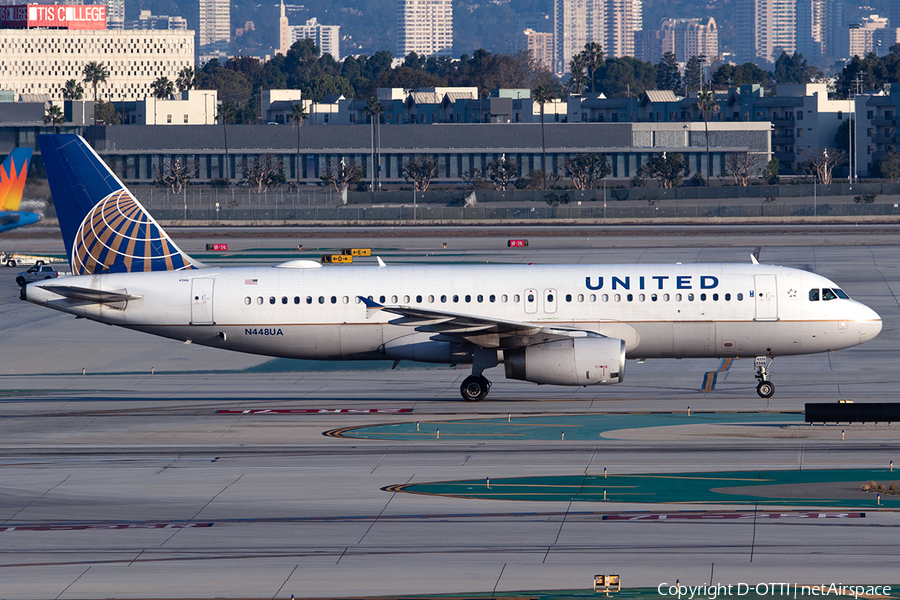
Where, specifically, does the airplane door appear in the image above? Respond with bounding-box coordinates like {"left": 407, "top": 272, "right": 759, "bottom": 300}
{"left": 543, "top": 288, "right": 557, "bottom": 313}
{"left": 754, "top": 274, "right": 778, "bottom": 321}
{"left": 524, "top": 289, "right": 537, "bottom": 314}
{"left": 191, "top": 278, "right": 215, "bottom": 325}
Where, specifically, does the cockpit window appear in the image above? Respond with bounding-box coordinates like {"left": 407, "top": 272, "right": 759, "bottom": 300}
{"left": 822, "top": 288, "right": 837, "bottom": 301}
{"left": 809, "top": 289, "right": 819, "bottom": 301}
{"left": 834, "top": 288, "right": 849, "bottom": 299}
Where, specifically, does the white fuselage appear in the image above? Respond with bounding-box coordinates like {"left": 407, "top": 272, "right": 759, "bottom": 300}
{"left": 25, "top": 262, "right": 882, "bottom": 364}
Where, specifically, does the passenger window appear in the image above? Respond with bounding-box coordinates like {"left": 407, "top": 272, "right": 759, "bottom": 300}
{"left": 639, "top": 294, "right": 645, "bottom": 301}
{"left": 527, "top": 293, "right": 534, "bottom": 302}
{"left": 737, "top": 293, "right": 743, "bottom": 301}
{"left": 627, "top": 294, "right": 633, "bottom": 302}
{"left": 441, "top": 295, "right": 447, "bottom": 303}
{"left": 688, "top": 294, "right": 694, "bottom": 301}
{"left": 514, "top": 294, "right": 520, "bottom": 302}
{"left": 822, "top": 288, "right": 837, "bottom": 301}
{"left": 578, "top": 294, "right": 584, "bottom": 302}
{"left": 547, "top": 294, "right": 554, "bottom": 302}
{"left": 675, "top": 293, "right": 682, "bottom": 301}
{"left": 343, "top": 296, "right": 349, "bottom": 304}
{"left": 331, "top": 296, "right": 337, "bottom": 304}
{"left": 257, "top": 297, "right": 263, "bottom": 305}
{"left": 700, "top": 293, "right": 706, "bottom": 301}
{"left": 403, "top": 295, "right": 410, "bottom": 303}
{"left": 614, "top": 294, "right": 621, "bottom": 302}
{"left": 428, "top": 295, "right": 435, "bottom": 303}
{"left": 391, "top": 295, "right": 398, "bottom": 303}
{"left": 663, "top": 293, "right": 669, "bottom": 301}
{"left": 565, "top": 294, "right": 571, "bottom": 302}
{"left": 724, "top": 293, "right": 730, "bottom": 301}
{"left": 713, "top": 293, "right": 718, "bottom": 301}
{"left": 602, "top": 294, "right": 608, "bottom": 302}
{"left": 282, "top": 297, "right": 288, "bottom": 304}
{"left": 416, "top": 295, "right": 422, "bottom": 303}
{"left": 453, "top": 295, "right": 459, "bottom": 303}
{"left": 501, "top": 294, "right": 508, "bottom": 302}
{"left": 318, "top": 296, "right": 325, "bottom": 304}
{"left": 809, "top": 289, "right": 819, "bottom": 301}
{"left": 590, "top": 294, "right": 596, "bottom": 301}
{"left": 489, "top": 295, "right": 495, "bottom": 302}
{"left": 269, "top": 297, "right": 276, "bottom": 304}
{"left": 465, "top": 295, "right": 471, "bottom": 302}
{"left": 379, "top": 295, "right": 386, "bottom": 303}
{"left": 477, "top": 295, "right": 483, "bottom": 302}
{"left": 651, "top": 294, "right": 657, "bottom": 302}
{"left": 834, "top": 289, "right": 849, "bottom": 299}
{"left": 294, "top": 296, "right": 300, "bottom": 304}
{"left": 244, "top": 297, "right": 251, "bottom": 305}
{"left": 306, "top": 296, "right": 312, "bottom": 304}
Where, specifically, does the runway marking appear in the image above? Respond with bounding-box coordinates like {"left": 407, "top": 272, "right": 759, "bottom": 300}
{"left": 1, "top": 522, "right": 213, "bottom": 532}
{"left": 701, "top": 357, "right": 734, "bottom": 392}
{"left": 218, "top": 408, "right": 412, "bottom": 414}
{"left": 601, "top": 512, "right": 864, "bottom": 520}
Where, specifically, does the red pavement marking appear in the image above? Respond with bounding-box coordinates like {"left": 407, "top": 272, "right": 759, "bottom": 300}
{"left": 601, "top": 512, "right": 864, "bottom": 521}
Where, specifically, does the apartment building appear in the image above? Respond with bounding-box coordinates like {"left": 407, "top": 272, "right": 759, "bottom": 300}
{"left": 396, "top": 0, "right": 453, "bottom": 58}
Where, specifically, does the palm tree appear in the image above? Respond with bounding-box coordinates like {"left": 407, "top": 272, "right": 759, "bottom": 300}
{"left": 150, "top": 77, "right": 175, "bottom": 100}
{"left": 532, "top": 84, "right": 555, "bottom": 190}
{"left": 365, "top": 98, "right": 385, "bottom": 189}
{"left": 43, "top": 104, "right": 65, "bottom": 134}
{"left": 82, "top": 61, "right": 109, "bottom": 102}
{"left": 582, "top": 42, "right": 604, "bottom": 94}
{"left": 568, "top": 55, "right": 588, "bottom": 95}
{"left": 63, "top": 79, "right": 84, "bottom": 101}
{"left": 175, "top": 66, "right": 196, "bottom": 93}
{"left": 696, "top": 90, "right": 720, "bottom": 186}
{"left": 289, "top": 103, "right": 307, "bottom": 183}
{"left": 217, "top": 101, "right": 238, "bottom": 181}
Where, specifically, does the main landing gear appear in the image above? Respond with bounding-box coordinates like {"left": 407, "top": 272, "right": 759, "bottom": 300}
{"left": 460, "top": 348, "right": 499, "bottom": 402}
{"left": 755, "top": 356, "right": 775, "bottom": 398}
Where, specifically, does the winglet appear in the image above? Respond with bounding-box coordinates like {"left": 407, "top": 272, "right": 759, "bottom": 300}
{"left": 377, "top": 256, "right": 386, "bottom": 268}
{"left": 750, "top": 253, "right": 759, "bottom": 265}
{"left": 751, "top": 246, "right": 761, "bottom": 264}
{"left": 358, "top": 295, "right": 384, "bottom": 319}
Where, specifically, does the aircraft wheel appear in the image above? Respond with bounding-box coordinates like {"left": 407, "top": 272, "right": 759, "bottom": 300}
{"left": 757, "top": 381, "right": 775, "bottom": 398}
{"left": 460, "top": 375, "right": 490, "bottom": 402}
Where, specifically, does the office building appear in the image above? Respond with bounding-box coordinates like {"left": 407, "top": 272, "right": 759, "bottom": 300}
{"left": 736, "top": 0, "right": 796, "bottom": 64}
{"left": 659, "top": 17, "right": 719, "bottom": 62}
{"left": 553, "top": 0, "right": 634, "bottom": 75}
{"left": 198, "top": 0, "right": 229, "bottom": 63}
{"left": 396, "top": 0, "right": 453, "bottom": 58}
{"left": 292, "top": 18, "right": 340, "bottom": 61}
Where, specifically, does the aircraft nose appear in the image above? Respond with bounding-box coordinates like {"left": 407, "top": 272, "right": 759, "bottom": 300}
{"left": 859, "top": 304, "right": 882, "bottom": 342}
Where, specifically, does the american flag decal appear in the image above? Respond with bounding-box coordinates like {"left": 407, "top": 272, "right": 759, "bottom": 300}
{"left": 245, "top": 279, "right": 258, "bottom": 285}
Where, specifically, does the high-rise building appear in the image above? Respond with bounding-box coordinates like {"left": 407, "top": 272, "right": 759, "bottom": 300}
{"left": 198, "top": 0, "right": 229, "bottom": 63}
{"left": 105, "top": 0, "right": 124, "bottom": 30}
{"left": 396, "top": 0, "right": 453, "bottom": 58}
{"left": 632, "top": 0, "right": 642, "bottom": 31}
{"left": 660, "top": 17, "right": 719, "bottom": 62}
{"left": 277, "top": 0, "right": 291, "bottom": 56}
{"left": 520, "top": 29, "right": 554, "bottom": 72}
{"left": 736, "top": 0, "right": 796, "bottom": 64}
{"left": 634, "top": 29, "right": 675, "bottom": 63}
{"left": 292, "top": 18, "right": 340, "bottom": 61}
{"left": 553, "top": 0, "right": 633, "bottom": 75}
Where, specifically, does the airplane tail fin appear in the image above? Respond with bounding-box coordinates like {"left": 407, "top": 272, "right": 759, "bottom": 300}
{"left": 0, "top": 147, "right": 33, "bottom": 211}
{"left": 37, "top": 134, "right": 199, "bottom": 275}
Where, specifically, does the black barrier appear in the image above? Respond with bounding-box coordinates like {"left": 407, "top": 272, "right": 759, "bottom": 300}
{"left": 805, "top": 403, "right": 900, "bottom": 423}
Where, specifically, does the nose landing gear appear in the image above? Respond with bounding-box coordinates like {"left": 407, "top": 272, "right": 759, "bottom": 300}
{"left": 755, "top": 356, "right": 775, "bottom": 398}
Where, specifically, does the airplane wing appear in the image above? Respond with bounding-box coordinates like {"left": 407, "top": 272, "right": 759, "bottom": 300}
{"left": 40, "top": 285, "right": 142, "bottom": 304}
{"left": 358, "top": 296, "right": 597, "bottom": 348}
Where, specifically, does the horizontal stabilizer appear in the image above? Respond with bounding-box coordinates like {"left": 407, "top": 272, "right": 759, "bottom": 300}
{"left": 41, "top": 285, "right": 142, "bottom": 304}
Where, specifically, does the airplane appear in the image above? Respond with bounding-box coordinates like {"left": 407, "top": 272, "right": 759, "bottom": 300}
{"left": 23, "top": 134, "right": 882, "bottom": 401}
{"left": 0, "top": 147, "right": 39, "bottom": 233}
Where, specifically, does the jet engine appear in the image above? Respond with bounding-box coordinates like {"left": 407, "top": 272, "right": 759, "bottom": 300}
{"left": 504, "top": 337, "right": 625, "bottom": 386}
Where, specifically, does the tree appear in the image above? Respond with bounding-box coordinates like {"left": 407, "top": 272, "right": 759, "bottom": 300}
{"left": 154, "top": 158, "right": 199, "bottom": 193}
{"left": 241, "top": 155, "right": 285, "bottom": 192}
{"left": 151, "top": 77, "right": 175, "bottom": 99}
{"left": 726, "top": 152, "right": 765, "bottom": 186}
{"left": 532, "top": 84, "right": 555, "bottom": 190}
{"left": 321, "top": 159, "right": 363, "bottom": 193}
{"left": 581, "top": 42, "right": 604, "bottom": 94}
{"left": 176, "top": 66, "right": 196, "bottom": 92}
{"left": 94, "top": 100, "right": 121, "bottom": 125}
{"left": 696, "top": 90, "right": 721, "bottom": 185}
{"left": 564, "top": 153, "right": 611, "bottom": 190}
{"left": 289, "top": 103, "right": 307, "bottom": 183}
{"left": 711, "top": 63, "right": 769, "bottom": 87}
{"left": 764, "top": 158, "right": 780, "bottom": 184}
{"left": 595, "top": 57, "right": 657, "bottom": 98}
{"left": 461, "top": 167, "right": 482, "bottom": 189}
{"left": 43, "top": 104, "right": 65, "bottom": 134}
{"left": 683, "top": 56, "right": 703, "bottom": 93}
{"left": 638, "top": 153, "right": 687, "bottom": 188}
{"left": 402, "top": 155, "right": 439, "bottom": 192}
{"left": 216, "top": 101, "right": 238, "bottom": 181}
{"left": 82, "top": 61, "right": 109, "bottom": 102}
{"left": 800, "top": 148, "right": 847, "bottom": 185}
{"left": 63, "top": 79, "right": 84, "bottom": 101}
{"left": 484, "top": 157, "right": 519, "bottom": 190}
{"left": 876, "top": 150, "right": 900, "bottom": 182}
{"left": 568, "top": 55, "right": 588, "bottom": 94}
{"left": 656, "top": 52, "right": 681, "bottom": 93}
{"left": 773, "top": 51, "right": 819, "bottom": 84}
{"left": 365, "top": 98, "right": 385, "bottom": 188}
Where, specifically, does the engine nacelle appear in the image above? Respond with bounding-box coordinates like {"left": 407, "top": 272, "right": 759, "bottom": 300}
{"left": 504, "top": 337, "right": 625, "bottom": 386}
{"left": 381, "top": 332, "right": 472, "bottom": 364}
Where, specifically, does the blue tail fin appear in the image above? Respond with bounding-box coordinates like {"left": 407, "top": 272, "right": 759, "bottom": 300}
{"left": 37, "top": 134, "right": 198, "bottom": 275}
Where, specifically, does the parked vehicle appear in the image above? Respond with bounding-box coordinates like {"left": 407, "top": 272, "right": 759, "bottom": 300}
{"left": 16, "top": 265, "right": 71, "bottom": 286}
{"left": 2, "top": 252, "right": 66, "bottom": 268}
